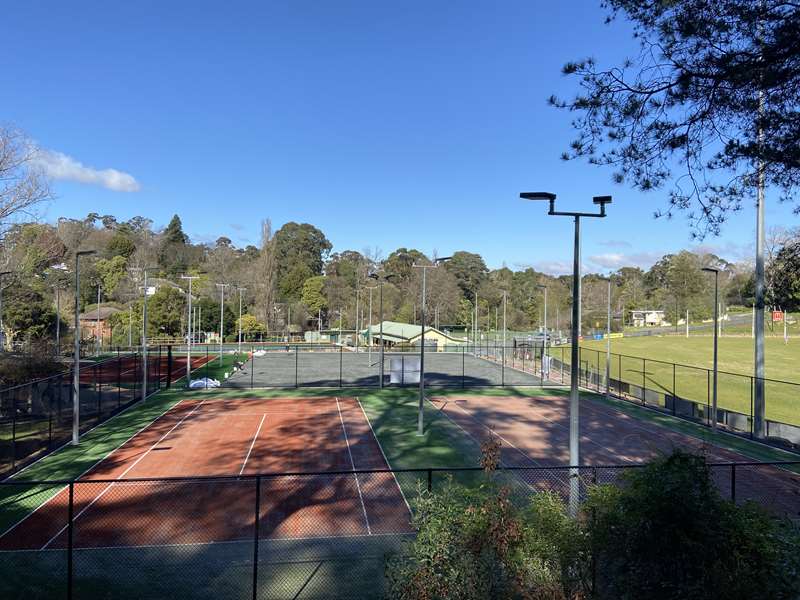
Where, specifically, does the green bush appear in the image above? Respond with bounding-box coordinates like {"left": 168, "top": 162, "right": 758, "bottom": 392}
{"left": 385, "top": 476, "right": 586, "bottom": 600}
{"left": 586, "top": 451, "right": 800, "bottom": 600}
{"left": 387, "top": 450, "right": 800, "bottom": 600}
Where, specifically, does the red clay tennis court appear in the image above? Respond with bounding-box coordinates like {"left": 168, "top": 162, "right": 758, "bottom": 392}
{"left": 429, "top": 393, "right": 800, "bottom": 518}
{"left": 77, "top": 352, "right": 214, "bottom": 385}
{"left": 0, "top": 396, "right": 413, "bottom": 551}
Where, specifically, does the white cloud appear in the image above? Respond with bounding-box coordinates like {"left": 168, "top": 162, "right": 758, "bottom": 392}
{"left": 598, "top": 239, "right": 632, "bottom": 249}
{"left": 587, "top": 251, "right": 663, "bottom": 271}
{"left": 34, "top": 148, "right": 140, "bottom": 192}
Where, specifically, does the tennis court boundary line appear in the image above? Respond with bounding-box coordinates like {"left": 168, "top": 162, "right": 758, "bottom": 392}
{"left": 39, "top": 398, "right": 210, "bottom": 550}
{"left": 336, "top": 397, "right": 371, "bottom": 535}
{"left": 355, "top": 396, "right": 413, "bottom": 515}
{"left": 0, "top": 395, "right": 200, "bottom": 540}
{"left": 240, "top": 414, "right": 266, "bottom": 475}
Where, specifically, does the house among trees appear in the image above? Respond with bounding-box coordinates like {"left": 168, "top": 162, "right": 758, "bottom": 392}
{"left": 361, "top": 321, "right": 465, "bottom": 351}
{"left": 630, "top": 310, "right": 666, "bottom": 328}
{"left": 78, "top": 306, "right": 121, "bottom": 343}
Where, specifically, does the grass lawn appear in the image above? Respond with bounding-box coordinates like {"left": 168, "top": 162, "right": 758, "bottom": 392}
{"left": 560, "top": 336, "right": 800, "bottom": 427}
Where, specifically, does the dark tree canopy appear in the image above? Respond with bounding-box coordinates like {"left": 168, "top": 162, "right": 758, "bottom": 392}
{"left": 444, "top": 251, "right": 489, "bottom": 297}
{"left": 552, "top": 0, "right": 800, "bottom": 236}
{"left": 273, "top": 222, "right": 332, "bottom": 301}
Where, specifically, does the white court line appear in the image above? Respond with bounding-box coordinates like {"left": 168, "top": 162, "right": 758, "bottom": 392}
{"left": 335, "top": 397, "right": 371, "bottom": 535}
{"left": 239, "top": 414, "right": 266, "bottom": 475}
{"left": 0, "top": 396, "right": 198, "bottom": 539}
{"left": 355, "top": 397, "right": 412, "bottom": 515}
{"left": 40, "top": 398, "right": 209, "bottom": 550}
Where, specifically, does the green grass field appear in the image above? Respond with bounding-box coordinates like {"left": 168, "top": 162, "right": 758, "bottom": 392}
{"left": 568, "top": 335, "right": 800, "bottom": 426}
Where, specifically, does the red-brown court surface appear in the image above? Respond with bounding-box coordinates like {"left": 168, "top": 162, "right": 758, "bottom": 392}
{"left": 77, "top": 353, "right": 214, "bottom": 385}
{"left": 0, "top": 396, "right": 412, "bottom": 551}
{"left": 429, "top": 394, "right": 800, "bottom": 518}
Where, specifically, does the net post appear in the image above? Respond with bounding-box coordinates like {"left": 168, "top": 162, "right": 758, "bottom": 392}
{"left": 67, "top": 481, "right": 74, "bottom": 600}
{"left": 252, "top": 475, "right": 261, "bottom": 600}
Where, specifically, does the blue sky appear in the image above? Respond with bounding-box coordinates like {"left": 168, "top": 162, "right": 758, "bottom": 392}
{"left": 4, "top": 1, "right": 797, "bottom": 274}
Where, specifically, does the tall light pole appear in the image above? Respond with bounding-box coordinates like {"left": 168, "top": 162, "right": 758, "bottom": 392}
{"left": 413, "top": 257, "right": 451, "bottom": 436}
{"left": 72, "top": 250, "right": 96, "bottom": 445}
{"left": 702, "top": 267, "right": 720, "bottom": 432}
{"left": 368, "top": 272, "right": 395, "bottom": 388}
{"left": 366, "top": 285, "right": 376, "bottom": 365}
{"left": 131, "top": 267, "right": 157, "bottom": 401}
{"left": 54, "top": 285, "right": 62, "bottom": 354}
{"left": 502, "top": 290, "right": 507, "bottom": 357}
{"left": 0, "top": 271, "right": 11, "bottom": 351}
{"left": 522, "top": 191, "right": 611, "bottom": 516}
{"left": 537, "top": 284, "right": 548, "bottom": 381}
{"left": 180, "top": 275, "right": 199, "bottom": 385}
{"left": 606, "top": 278, "right": 612, "bottom": 398}
{"left": 237, "top": 286, "right": 246, "bottom": 358}
{"left": 216, "top": 283, "right": 229, "bottom": 363}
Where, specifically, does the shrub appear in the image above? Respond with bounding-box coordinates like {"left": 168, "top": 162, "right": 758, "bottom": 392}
{"left": 586, "top": 451, "right": 800, "bottom": 600}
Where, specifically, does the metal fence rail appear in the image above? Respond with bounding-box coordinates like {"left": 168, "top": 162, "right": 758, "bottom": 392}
{"left": 545, "top": 346, "right": 800, "bottom": 448}
{"left": 1, "top": 460, "right": 798, "bottom": 600}
{"left": 0, "top": 348, "right": 165, "bottom": 477}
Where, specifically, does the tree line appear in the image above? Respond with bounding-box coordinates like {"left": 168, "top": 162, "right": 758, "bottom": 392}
{"left": 2, "top": 210, "right": 798, "bottom": 347}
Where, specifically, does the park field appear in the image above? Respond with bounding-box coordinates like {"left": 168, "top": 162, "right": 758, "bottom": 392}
{"left": 570, "top": 335, "right": 800, "bottom": 427}
{"left": 579, "top": 335, "right": 799, "bottom": 383}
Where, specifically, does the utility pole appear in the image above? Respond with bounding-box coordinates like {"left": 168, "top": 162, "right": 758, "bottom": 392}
{"left": 702, "top": 267, "right": 720, "bottom": 431}
{"left": 180, "top": 275, "right": 199, "bottom": 385}
{"left": 73, "top": 251, "right": 96, "bottom": 444}
{"left": 537, "top": 284, "right": 548, "bottom": 381}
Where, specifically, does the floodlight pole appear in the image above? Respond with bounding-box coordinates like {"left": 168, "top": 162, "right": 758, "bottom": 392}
{"left": 521, "top": 192, "right": 611, "bottom": 517}
{"left": 55, "top": 286, "right": 61, "bottom": 354}
{"left": 703, "top": 267, "right": 720, "bottom": 431}
{"left": 237, "top": 287, "right": 246, "bottom": 358}
{"left": 606, "top": 279, "right": 611, "bottom": 398}
{"left": 216, "top": 283, "right": 229, "bottom": 363}
{"left": 369, "top": 272, "right": 395, "bottom": 388}
{"left": 502, "top": 290, "right": 507, "bottom": 358}
{"left": 0, "top": 272, "right": 10, "bottom": 351}
{"left": 366, "top": 286, "right": 376, "bottom": 365}
{"left": 72, "top": 251, "right": 96, "bottom": 445}
{"left": 180, "top": 275, "right": 199, "bottom": 385}
{"left": 413, "top": 257, "right": 451, "bottom": 436}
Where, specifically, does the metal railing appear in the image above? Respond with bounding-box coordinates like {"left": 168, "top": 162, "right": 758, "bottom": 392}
{"left": 1, "top": 460, "right": 798, "bottom": 599}
{"left": 0, "top": 348, "right": 166, "bottom": 476}
{"left": 546, "top": 346, "right": 800, "bottom": 447}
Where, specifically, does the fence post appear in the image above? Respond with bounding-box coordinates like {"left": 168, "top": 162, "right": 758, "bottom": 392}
{"left": 252, "top": 475, "right": 261, "bottom": 600}
{"left": 157, "top": 345, "right": 162, "bottom": 390}
{"left": 730, "top": 464, "right": 736, "bottom": 503}
{"left": 672, "top": 363, "right": 676, "bottom": 415}
{"left": 166, "top": 345, "right": 173, "bottom": 389}
{"left": 251, "top": 345, "right": 255, "bottom": 389}
{"left": 117, "top": 351, "right": 122, "bottom": 409}
{"left": 67, "top": 481, "right": 74, "bottom": 600}
{"left": 461, "top": 347, "right": 465, "bottom": 389}
{"left": 427, "top": 469, "right": 432, "bottom": 493}
{"left": 10, "top": 392, "right": 16, "bottom": 471}
{"left": 339, "top": 344, "right": 343, "bottom": 388}
{"left": 295, "top": 346, "right": 299, "bottom": 388}
{"left": 706, "top": 369, "right": 711, "bottom": 426}
{"left": 749, "top": 377, "right": 754, "bottom": 438}
{"left": 641, "top": 358, "right": 646, "bottom": 404}
{"left": 501, "top": 346, "right": 505, "bottom": 387}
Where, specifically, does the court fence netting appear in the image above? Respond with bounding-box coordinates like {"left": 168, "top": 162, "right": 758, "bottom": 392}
{"left": 0, "top": 346, "right": 194, "bottom": 477}
{"left": 1, "top": 460, "right": 798, "bottom": 600}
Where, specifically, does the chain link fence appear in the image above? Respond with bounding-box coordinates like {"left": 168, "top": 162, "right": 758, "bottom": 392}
{"left": 2, "top": 461, "right": 798, "bottom": 599}
{"left": 0, "top": 348, "right": 169, "bottom": 476}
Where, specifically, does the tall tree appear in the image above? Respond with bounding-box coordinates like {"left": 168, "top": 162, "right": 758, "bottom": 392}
{"left": 552, "top": 1, "right": 800, "bottom": 235}
{"left": 444, "top": 251, "right": 488, "bottom": 297}
{"left": 273, "top": 222, "right": 332, "bottom": 301}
